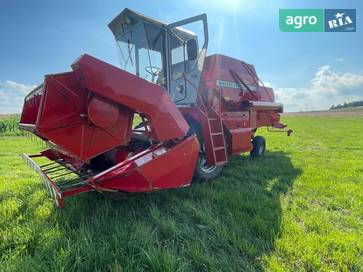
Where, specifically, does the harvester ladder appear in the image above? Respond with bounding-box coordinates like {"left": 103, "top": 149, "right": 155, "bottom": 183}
{"left": 206, "top": 106, "right": 227, "bottom": 165}
{"left": 200, "top": 87, "right": 227, "bottom": 165}
{"left": 184, "top": 76, "right": 227, "bottom": 165}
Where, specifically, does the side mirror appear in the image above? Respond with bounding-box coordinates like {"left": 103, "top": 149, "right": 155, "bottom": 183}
{"left": 186, "top": 39, "right": 198, "bottom": 61}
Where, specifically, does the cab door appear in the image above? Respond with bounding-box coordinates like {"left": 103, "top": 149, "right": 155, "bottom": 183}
{"left": 166, "top": 14, "right": 209, "bottom": 106}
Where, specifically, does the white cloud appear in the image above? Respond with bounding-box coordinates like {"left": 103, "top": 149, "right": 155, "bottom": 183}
{"left": 0, "top": 80, "right": 37, "bottom": 114}
{"left": 2, "top": 80, "right": 36, "bottom": 94}
{"left": 274, "top": 65, "right": 363, "bottom": 112}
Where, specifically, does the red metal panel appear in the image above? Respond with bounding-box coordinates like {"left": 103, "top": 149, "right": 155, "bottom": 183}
{"left": 35, "top": 72, "right": 133, "bottom": 161}
{"left": 201, "top": 54, "right": 272, "bottom": 102}
{"left": 202, "top": 54, "right": 258, "bottom": 87}
{"left": 21, "top": 135, "right": 199, "bottom": 208}
{"left": 228, "top": 128, "right": 254, "bottom": 154}
{"left": 200, "top": 54, "right": 277, "bottom": 114}
{"left": 221, "top": 111, "right": 250, "bottom": 129}
{"left": 72, "top": 54, "right": 189, "bottom": 141}
{"left": 20, "top": 91, "right": 42, "bottom": 125}
{"left": 94, "top": 135, "right": 199, "bottom": 192}
{"left": 88, "top": 95, "right": 120, "bottom": 128}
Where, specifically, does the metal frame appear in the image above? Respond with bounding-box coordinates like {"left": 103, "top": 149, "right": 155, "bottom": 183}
{"left": 166, "top": 14, "right": 209, "bottom": 104}
{"left": 22, "top": 153, "right": 95, "bottom": 208}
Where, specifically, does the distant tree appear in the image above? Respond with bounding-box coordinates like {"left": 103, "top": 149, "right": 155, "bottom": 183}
{"left": 330, "top": 100, "right": 363, "bottom": 110}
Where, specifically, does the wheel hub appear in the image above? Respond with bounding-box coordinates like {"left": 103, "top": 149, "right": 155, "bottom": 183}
{"left": 199, "top": 156, "right": 217, "bottom": 173}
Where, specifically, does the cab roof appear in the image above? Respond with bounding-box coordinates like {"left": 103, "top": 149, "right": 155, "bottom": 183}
{"left": 108, "top": 8, "right": 196, "bottom": 41}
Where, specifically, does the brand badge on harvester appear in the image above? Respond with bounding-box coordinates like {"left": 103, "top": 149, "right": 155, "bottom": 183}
{"left": 325, "top": 9, "right": 356, "bottom": 32}
{"left": 279, "top": 9, "right": 356, "bottom": 32}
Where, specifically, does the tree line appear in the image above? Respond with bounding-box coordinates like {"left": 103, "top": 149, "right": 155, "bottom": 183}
{"left": 330, "top": 100, "right": 363, "bottom": 110}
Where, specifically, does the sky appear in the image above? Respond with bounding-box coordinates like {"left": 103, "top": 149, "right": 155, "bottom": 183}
{"left": 0, "top": 0, "right": 362, "bottom": 113}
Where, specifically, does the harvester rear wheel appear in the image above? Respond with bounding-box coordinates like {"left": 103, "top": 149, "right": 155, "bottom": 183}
{"left": 184, "top": 115, "right": 224, "bottom": 182}
{"left": 250, "top": 136, "right": 266, "bottom": 158}
{"left": 193, "top": 154, "right": 223, "bottom": 182}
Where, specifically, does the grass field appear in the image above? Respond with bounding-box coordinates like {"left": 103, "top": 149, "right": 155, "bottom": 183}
{"left": 0, "top": 116, "right": 362, "bottom": 271}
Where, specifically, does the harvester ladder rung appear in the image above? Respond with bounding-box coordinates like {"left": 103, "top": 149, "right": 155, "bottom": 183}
{"left": 195, "top": 83, "right": 227, "bottom": 165}
{"left": 205, "top": 99, "right": 227, "bottom": 165}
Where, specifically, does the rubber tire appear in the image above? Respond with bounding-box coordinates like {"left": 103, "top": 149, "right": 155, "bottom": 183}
{"left": 250, "top": 136, "right": 266, "bottom": 158}
{"left": 193, "top": 154, "right": 224, "bottom": 182}
{"left": 183, "top": 114, "right": 224, "bottom": 182}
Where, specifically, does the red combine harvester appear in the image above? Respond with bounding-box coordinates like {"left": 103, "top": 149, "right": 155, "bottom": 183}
{"left": 20, "top": 9, "right": 291, "bottom": 208}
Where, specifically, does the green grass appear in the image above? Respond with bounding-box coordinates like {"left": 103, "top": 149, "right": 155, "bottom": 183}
{"left": 0, "top": 116, "right": 362, "bottom": 271}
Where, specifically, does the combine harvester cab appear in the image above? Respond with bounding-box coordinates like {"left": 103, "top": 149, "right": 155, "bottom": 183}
{"left": 20, "top": 9, "right": 291, "bottom": 208}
